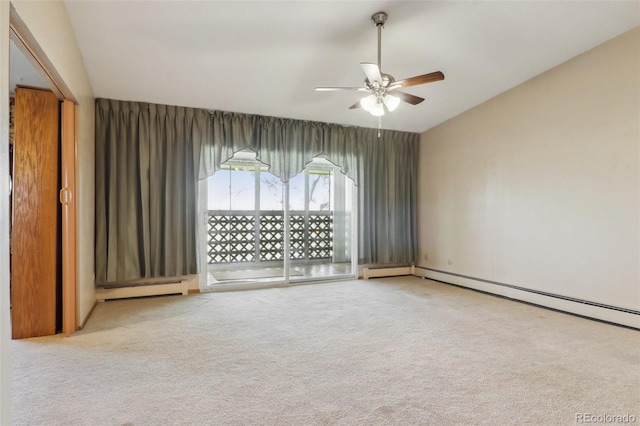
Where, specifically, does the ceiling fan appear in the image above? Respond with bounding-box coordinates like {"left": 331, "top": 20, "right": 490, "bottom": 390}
{"left": 316, "top": 11, "right": 444, "bottom": 117}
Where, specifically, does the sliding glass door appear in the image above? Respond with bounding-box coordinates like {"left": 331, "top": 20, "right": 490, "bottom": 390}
{"left": 287, "top": 160, "right": 354, "bottom": 282}
{"left": 200, "top": 150, "right": 356, "bottom": 289}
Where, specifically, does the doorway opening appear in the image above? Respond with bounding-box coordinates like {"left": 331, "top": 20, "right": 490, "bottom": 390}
{"left": 199, "top": 150, "right": 357, "bottom": 289}
{"left": 8, "top": 17, "right": 77, "bottom": 337}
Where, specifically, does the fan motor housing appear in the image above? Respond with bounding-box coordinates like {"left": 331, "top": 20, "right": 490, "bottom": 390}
{"left": 371, "top": 11, "right": 388, "bottom": 26}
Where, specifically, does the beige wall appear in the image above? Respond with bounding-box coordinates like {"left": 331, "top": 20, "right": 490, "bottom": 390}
{"left": 11, "top": 0, "right": 96, "bottom": 325}
{"left": 417, "top": 28, "right": 639, "bottom": 317}
{"left": 1, "top": 2, "right": 13, "bottom": 422}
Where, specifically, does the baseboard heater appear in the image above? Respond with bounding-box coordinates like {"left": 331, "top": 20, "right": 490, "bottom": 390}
{"left": 363, "top": 265, "right": 413, "bottom": 279}
{"left": 96, "top": 278, "right": 189, "bottom": 302}
{"left": 413, "top": 266, "right": 640, "bottom": 329}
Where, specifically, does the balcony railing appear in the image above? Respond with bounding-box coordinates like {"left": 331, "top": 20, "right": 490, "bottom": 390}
{"left": 207, "top": 210, "right": 333, "bottom": 264}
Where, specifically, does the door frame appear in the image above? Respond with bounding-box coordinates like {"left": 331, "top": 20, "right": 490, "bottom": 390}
{"left": 60, "top": 100, "right": 76, "bottom": 335}
{"left": 10, "top": 8, "right": 78, "bottom": 335}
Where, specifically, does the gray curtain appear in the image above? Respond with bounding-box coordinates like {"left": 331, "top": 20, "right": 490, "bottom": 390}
{"left": 197, "top": 111, "right": 358, "bottom": 184}
{"left": 255, "top": 116, "right": 323, "bottom": 183}
{"left": 357, "top": 128, "right": 419, "bottom": 265}
{"left": 323, "top": 125, "right": 358, "bottom": 186}
{"left": 95, "top": 99, "right": 201, "bottom": 284}
{"left": 96, "top": 99, "right": 418, "bottom": 283}
{"left": 197, "top": 111, "right": 258, "bottom": 179}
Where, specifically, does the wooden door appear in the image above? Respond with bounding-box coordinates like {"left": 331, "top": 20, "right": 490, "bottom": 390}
{"left": 11, "top": 87, "right": 60, "bottom": 339}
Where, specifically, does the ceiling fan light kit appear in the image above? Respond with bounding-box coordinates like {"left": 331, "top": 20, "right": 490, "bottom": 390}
{"left": 383, "top": 94, "right": 400, "bottom": 111}
{"left": 316, "top": 11, "right": 445, "bottom": 122}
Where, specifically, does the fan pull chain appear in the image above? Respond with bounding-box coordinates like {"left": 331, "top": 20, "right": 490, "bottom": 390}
{"left": 378, "top": 116, "right": 382, "bottom": 138}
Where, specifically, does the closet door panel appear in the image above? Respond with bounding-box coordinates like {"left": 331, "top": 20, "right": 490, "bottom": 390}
{"left": 11, "top": 87, "right": 60, "bottom": 339}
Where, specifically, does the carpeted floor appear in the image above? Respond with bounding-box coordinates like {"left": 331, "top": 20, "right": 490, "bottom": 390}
{"left": 10, "top": 277, "right": 640, "bottom": 425}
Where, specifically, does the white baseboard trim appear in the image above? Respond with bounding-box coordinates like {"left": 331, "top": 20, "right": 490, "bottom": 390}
{"left": 96, "top": 280, "right": 189, "bottom": 302}
{"left": 413, "top": 266, "right": 640, "bottom": 329}
{"left": 363, "top": 266, "right": 413, "bottom": 279}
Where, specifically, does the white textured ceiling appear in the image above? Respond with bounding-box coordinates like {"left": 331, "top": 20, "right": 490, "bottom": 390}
{"left": 64, "top": 1, "right": 639, "bottom": 133}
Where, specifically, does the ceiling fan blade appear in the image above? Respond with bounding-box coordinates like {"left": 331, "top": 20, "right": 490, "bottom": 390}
{"left": 392, "top": 91, "right": 425, "bottom": 105}
{"left": 315, "top": 86, "right": 367, "bottom": 92}
{"left": 360, "top": 62, "right": 383, "bottom": 85}
{"left": 389, "top": 71, "right": 444, "bottom": 89}
{"left": 349, "top": 100, "right": 362, "bottom": 109}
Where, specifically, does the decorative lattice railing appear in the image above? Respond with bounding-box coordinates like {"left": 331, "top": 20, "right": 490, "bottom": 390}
{"left": 207, "top": 210, "right": 333, "bottom": 264}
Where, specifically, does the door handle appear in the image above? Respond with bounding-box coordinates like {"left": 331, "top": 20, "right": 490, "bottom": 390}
{"left": 59, "top": 188, "right": 71, "bottom": 205}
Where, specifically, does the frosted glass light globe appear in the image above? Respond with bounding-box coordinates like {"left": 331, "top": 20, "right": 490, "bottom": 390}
{"left": 383, "top": 94, "right": 400, "bottom": 111}
{"left": 371, "top": 102, "right": 385, "bottom": 117}
{"left": 360, "top": 95, "right": 376, "bottom": 112}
